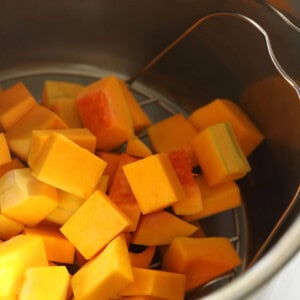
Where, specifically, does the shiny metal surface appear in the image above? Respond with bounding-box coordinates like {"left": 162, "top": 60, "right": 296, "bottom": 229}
{"left": 0, "top": 1, "right": 299, "bottom": 299}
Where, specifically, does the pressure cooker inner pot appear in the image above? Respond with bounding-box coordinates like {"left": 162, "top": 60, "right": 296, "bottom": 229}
{"left": 0, "top": 1, "right": 299, "bottom": 299}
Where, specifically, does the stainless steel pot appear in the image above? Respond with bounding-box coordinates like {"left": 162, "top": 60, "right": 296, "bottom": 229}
{"left": 0, "top": 1, "right": 299, "bottom": 299}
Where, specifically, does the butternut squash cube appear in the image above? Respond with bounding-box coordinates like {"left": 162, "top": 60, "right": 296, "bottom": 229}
{"left": 131, "top": 211, "right": 197, "bottom": 246}
{"left": 97, "top": 151, "right": 121, "bottom": 191}
{"left": 192, "top": 122, "right": 251, "bottom": 186}
{"left": 162, "top": 237, "right": 241, "bottom": 291}
{"left": 120, "top": 267, "right": 186, "bottom": 300}
{"left": 19, "top": 266, "right": 70, "bottom": 300}
{"left": 0, "top": 168, "right": 58, "bottom": 226}
{"left": 129, "top": 246, "right": 156, "bottom": 268}
{"left": 31, "top": 133, "right": 106, "bottom": 198}
{"left": 0, "top": 157, "right": 24, "bottom": 178}
{"left": 126, "top": 135, "right": 152, "bottom": 158}
{"left": 42, "top": 80, "right": 84, "bottom": 108}
{"left": 184, "top": 176, "right": 241, "bottom": 221}
{"left": 5, "top": 104, "right": 68, "bottom": 160}
{"left": 0, "top": 214, "right": 24, "bottom": 240}
{"left": 46, "top": 190, "right": 85, "bottom": 226}
{"left": 109, "top": 153, "right": 141, "bottom": 231}
{"left": 148, "top": 114, "right": 198, "bottom": 166}
{"left": 0, "top": 235, "right": 48, "bottom": 299}
{"left": 51, "top": 97, "right": 83, "bottom": 127}
{"left": 123, "top": 154, "right": 185, "bottom": 214}
{"left": 71, "top": 234, "right": 134, "bottom": 300}
{"left": 123, "top": 297, "right": 164, "bottom": 300}
{"left": 168, "top": 151, "right": 203, "bottom": 215}
{"left": 0, "top": 82, "right": 37, "bottom": 130}
{"left": 188, "top": 98, "right": 264, "bottom": 156}
{"left": 24, "top": 224, "right": 75, "bottom": 264}
{"left": 76, "top": 75, "right": 134, "bottom": 150}
{"left": 60, "top": 190, "right": 131, "bottom": 259}
{"left": 28, "top": 128, "right": 96, "bottom": 167}
{"left": 118, "top": 79, "right": 152, "bottom": 132}
{"left": 0, "top": 133, "right": 11, "bottom": 166}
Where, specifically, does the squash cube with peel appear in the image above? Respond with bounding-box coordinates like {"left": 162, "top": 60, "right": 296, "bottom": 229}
{"left": 51, "top": 97, "right": 83, "bottom": 127}
{"left": 0, "top": 214, "right": 24, "bottom": 240}
{"left": 192, "top": 122, "right": 251, "bottom": 186}
{"left": 60, "top": 190, "right": 131, "bottom": 259}
{"left": 131, "top": 211, "right": 197, "bottom": 246}
{"left": 19, "top": 266, "right": 70, "bottom": 300}
{"left": 46, "top": 190, "right": 85, "bottom": 226}
{"left": 24, "top": 224, "right": 75, "bottom": 264}
{"left": 129, "top": 246, "right": 156, "bottom": 268}
{"left": 123, "top": 154, "right": 185, "bottom": 214}
{"left": 76, "top": 75, "right": 134, "bottom": 150}
{"left": 148, "top": 114, "right": 198, "bottom": 166}
{"left": 184, "top": 176, "right": 241, "bottom": 221}
{"left": 42, "top": 80, "right": 84, "bottom": 108}
{"left": 126, "top": 135, "right": 152, "bottom": 158}
{"left": 5, "top": 104, "right": 68, "bottom": 161}
{"left": 118, "top": 79, "right": 152, "bottom": 132}
{"left": 0, "top": 235, "right": 48, "bottom": 299}
{"left": 31, "top": 133, "right": 107, "bottom": 198}
{"left": 188, "top": 98, "right": 264, "bottom": 156}
{"left": 0, "top": 133, "right": 11, "bottom": 166}
{"left": 0, "top": 168, "right": 58, "bottom": 226}
{"left": 120, "top": 267, "right": 186, "bottom": 300}
{"left": 0, "top": 82, "right": 37, "bottom": 130}
{"left": 28, "top": 128, "right": 96, "bottom": 167}
{"left": 109, "top": 153, "right": 141, "bottom": 231}
{"left": 162, "top": 237, "right": 241, "bottom": 291}
{"left": 168, "top": 150, "right": 203, "bottom": 215}
{"left": 71, "top": 234, "right": 134, "bottom": 300}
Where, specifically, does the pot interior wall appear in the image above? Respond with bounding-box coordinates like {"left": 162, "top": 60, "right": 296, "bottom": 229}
{"left": 0, "top": 0, "right": 300, "bottom": 296}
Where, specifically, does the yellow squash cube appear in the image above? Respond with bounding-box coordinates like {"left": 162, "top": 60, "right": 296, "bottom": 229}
{"left": 71, "top": 234, "right": 134, "bottom": 300}
{"left": 0, "top": 214, "right": 24, "bottom": 240}
{"left": 0, "top": 168, "right": 58, "bottom": 226}
{"left": 31, "top": 133, "right": 107, "bottom": 198}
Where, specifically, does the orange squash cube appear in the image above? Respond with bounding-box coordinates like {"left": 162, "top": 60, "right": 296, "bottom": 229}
{"left": 0, "top": 133, "right": 11, "bottom": 166}
{"left": 0, "top": 82, "right": 37, "bottom": 130}
{"left": 28, "top": 128, "right": 96, "bottom": 167}
{"left": 0, "top": 235, "right": 48, "bottom": 299}
{"left": 129, "top": 246, "right": 156, "bottom": 268}
{"left": 126, "top": 135, "right": 152, "bottom": 158}
{"left": 168, "top": 151, "right": 203, "bottom": 215}
{"left": 123, "top": 154, "right": 185, "bottom": 214}
{"left": 19, "top": 266, "right": 70, "bottom": 300}
{"left": 42, "top": 80, "right": 84, "bottom": 108}
{"left": 148, "top": 114, "right": 198, "bottom": 166}
{"left": 184, "top": 176, "right": 241, "bottom": 221}
{"left": 0, "top": 214, "right": 24, "bottom": 240}
{"left": 120, "top": 267, "right": 186, "bottom": 300}
{"left": 192, "top": 122, "right": 251, "bottom": 186}
{"left": 5, "top": 104, "right": 68, "bottom": 160}
{"left": 109, "top": 153, "right": 141, "bottom": 231}
{"left": 132, "top": 210, "right": 197, "bottom": 246}
{"left": 188, "top": 98, "right": 264, "bottom": 156}
{"left": 118, "top": 79, "right": 152, "bottom": 132}
{"left": 60, "top": 190, "right": 131, "bottom": 259}
{"left": 31, "top": 133, "right": 106, "bottom": 198}
{"left": 97, "top": 151, "right": 121, "bottom": 191}
{"left": 76, "top": 75, "right": 134, "bottom": 150}
{"left": 51, "top": 97, "right": 83, "bottom": 128}
{"left": 24, "top": 224, "right": 75, "bottom": 264}
{"left": 71, "top": 234, "right": 134, "bottom": 300}
{"left": 0, "top": 168, "right": 58, "bottom": 226}
{"left": 162, "top": 237, "right": 241, "bottom": 291}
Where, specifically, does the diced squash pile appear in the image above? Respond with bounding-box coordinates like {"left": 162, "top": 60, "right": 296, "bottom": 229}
{"left": 0, "top": 76, "right": 264, "bottom": 299}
